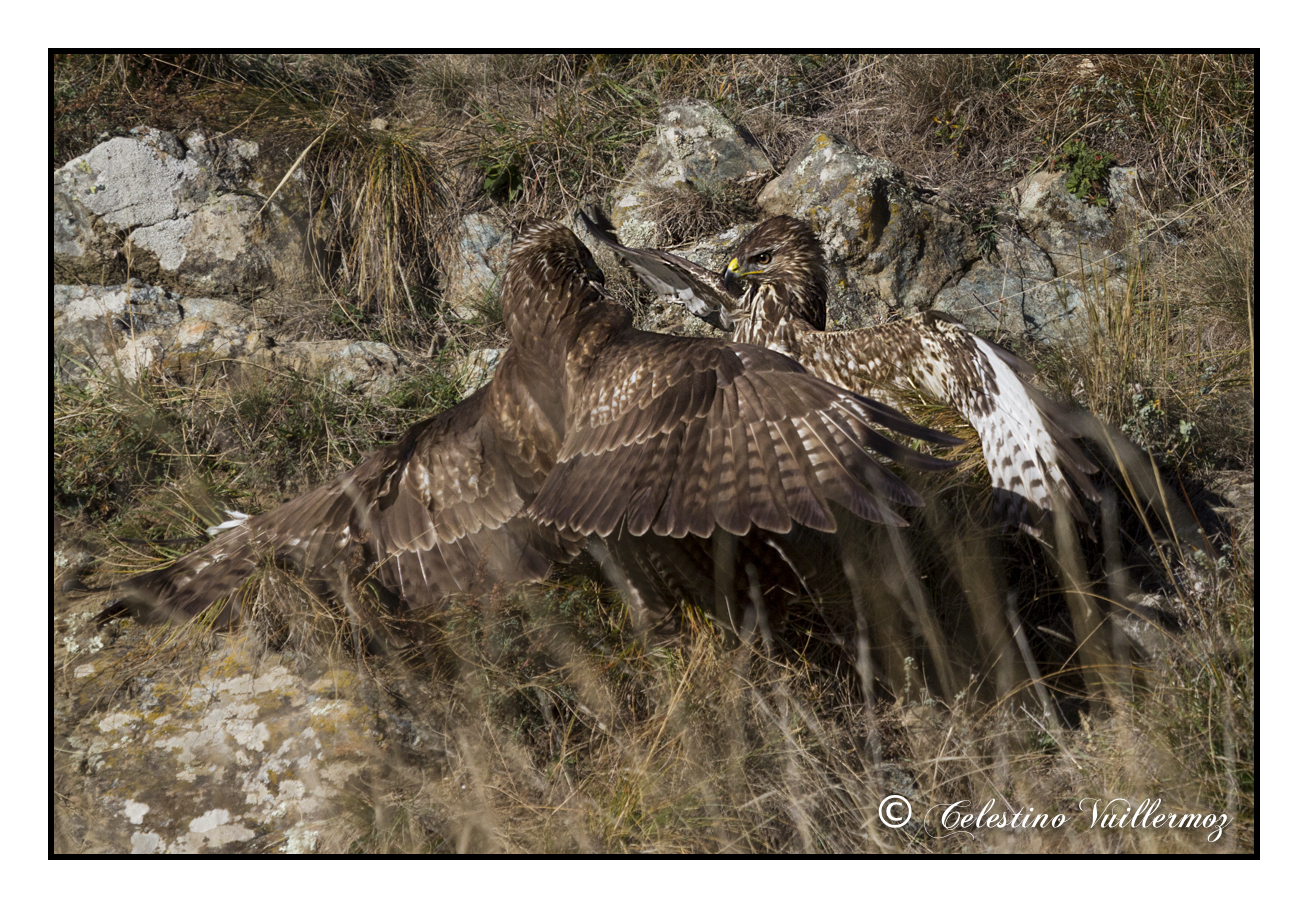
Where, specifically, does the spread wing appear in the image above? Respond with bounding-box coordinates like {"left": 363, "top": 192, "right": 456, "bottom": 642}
{"left": 794, "top": 312, "right": 1099, "bottom": 534}
{"left": 361, "top": 371, "right": 582, "bottom": 607}
{"left": 578, "top": 206, "right": 739, "bottom": 331}
{"left": 116, "top": 373, "right": 581, "bottom": 626}
{"left": 529, "top": 330, "right": 960, "bottom": 540}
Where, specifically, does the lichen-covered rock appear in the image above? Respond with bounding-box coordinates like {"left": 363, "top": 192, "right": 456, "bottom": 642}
{"left": 55, "top": 611, "right": 382, "bottom": 854}
{"left": 756, "top": 133, "right": 978, "bottom": 327}
{"left": 53, "top": 127, "right": 310, "bottom": 297}
{"left": 249, "top": 340, "right": 404, "bottom": 396}
{"left": 444, "top": 214, "right": 512, "bottom": 322}
{"left": 54, "top": 282, "right": 403, "bottom": 395}
{"left": 932, "top": 231, "right": 1067, "bottom": 338}
{"left": 757, "top": 133, "right": 902, "bottom": 264}
{"left": 612, "top": 100, "right": 771, "bottom": 248}
{"left": 732, "top": 129, "right": 1171, "bottom": 343}
{"left": 54, "top": 282, "right": 270, "bottom": 385}
{"left": 933, "top": 165, "right": 1163, "bottom": 341}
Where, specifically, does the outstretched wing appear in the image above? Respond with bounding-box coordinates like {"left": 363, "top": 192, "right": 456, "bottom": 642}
{"left": 117, "top": 376, "right": 581, "bottom": 626}
{"left": 361, "top": 373, "right": 583, "bottom": 608}
{"left": 795, "top": 312, "right": 1099, "bottom": 534}
{"left": 578, "top": 206, "right": 739, "bottom": 331}
{"left": 529, "top": 330, "right": 959, "bottom": 540}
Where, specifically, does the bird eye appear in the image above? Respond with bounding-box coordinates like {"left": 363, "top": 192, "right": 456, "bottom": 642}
{"left": 756, "top": 252, "right": 772, "bottom": 265}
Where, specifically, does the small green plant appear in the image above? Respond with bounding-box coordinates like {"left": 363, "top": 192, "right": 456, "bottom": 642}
{"left": 1056, "top": 140, "right": 1112, "bottom": 206}
{"left": 932, "top": 113, "right": 967, "bottom": 154}
{"left": 967, "top": 204, "right": 1001, "bottom": 256}
{"left": 1120, "top": 391, "right": 1204, "bottom": 471}
{"left": 480, "top": 155, "right": 524, "bottom": 202}
{"left": 385, "top": 364, "right": 464, "bottom": 415}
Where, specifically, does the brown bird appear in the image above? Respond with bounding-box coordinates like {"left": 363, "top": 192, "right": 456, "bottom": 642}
{"left": 580, "top": 207, "right": 1099, "bottom": 535}
{"left": 112, "top": 219, "right": 958, "bottom": 628}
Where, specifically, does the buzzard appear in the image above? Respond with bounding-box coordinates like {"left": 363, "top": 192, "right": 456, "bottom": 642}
{"left": 579, "top": 208, "right": 1099, "bottom": 535}
{"left": 113, "top": 219, "right": 958, "bottom": 628}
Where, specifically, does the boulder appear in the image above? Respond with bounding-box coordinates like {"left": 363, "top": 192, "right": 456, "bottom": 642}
{"left": 757, "top": 133, "right": 902, "bottom": 265}
{"left": 54, "top": 282, "right": 269, "bottom": 385}
{"left": 249, "top": 340, "right": 404, "bottom": 397}
{"left": 55, "top": 615, "right": 382, "bottom": 854}
{"left": 54, "top": 281, "right": 403, "bottom": 395}
{"left": 756, "top": 133, "right": 976, "bottom": 327}
{"left": 53, "top": 128, "right": 310, "bottom": 297}
{"left": 934, "top": 165, "right": 1167, "bottom": 341}
{"left": 611, "top": 100, "right": 771, "bottom": 248}
{"left": 621, "top": 116, "right": 1177, "bottom": 345}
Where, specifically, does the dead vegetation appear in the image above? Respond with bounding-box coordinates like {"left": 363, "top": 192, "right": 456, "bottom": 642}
{"left": 53, "top": 54, "right": 1255, "bottom": 853}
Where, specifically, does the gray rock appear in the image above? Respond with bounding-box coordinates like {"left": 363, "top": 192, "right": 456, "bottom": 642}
{"left": 54, "top": 280, "right": 403, "bottom": 396}
{"left": 249, "top": 340, "right": 403, "bottom": 396}
{"left": 757, "top": 133, "right": 902, "bottom": 265}
{"left": 53, "top": 281, "right": 402, "bottom": 395}
{"left": 755, "top": 133, "right": 977, "bottom": 326}
{"left": 457, "top": 347, "right": 504, "bottom": 398}
{"left": 934, "top": 165, "right": 1161, "bottom": 342}
{"left": 444, "top": 214, "right": 511, "bottom": 322}
{"left": 933, "top": 232, "right": 1071, "bottom": 338}
{"left": 56, "top": 626, "right": 383, "bottom": 854}
{"left": 54, "top": 282, "right": 189, "bottom": 384}
{"left": 53, "top": 127, "right": 307, "bottom": 297}
{"left": 54, "top": 282, "right": 274, "bottom": 384}
{"left": 752, "top": 133, "right": 1169, "bottom": 343}
{"left": 612, "top": 100, "right": 771, "bottom": 248}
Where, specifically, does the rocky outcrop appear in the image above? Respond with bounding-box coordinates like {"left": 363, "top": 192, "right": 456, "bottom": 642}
{"left": 249, "top": 340, "right": 403, "bottom": 396}
{"left": 55, "top": 607, "right": 383, "bottom": 854}
{"left": 609, "top": 105, "right": 1177, "bottom": 344}
{"left": 54, "top": 282, "right": 271, "bottom": 385}
{"left": 933, "top": 165, "right": 1164, "bottom": 340}
{"left": 757, "top": 133, "right": 976, "bottom": 326}
{"left": 53, "top": 127, "right": 311, "bottom": 297}
{"left": 757, "top": 133, "right": 902, "bottom": 265}
{"left": 54, "top": 281, "right": 403, "bottom": 395}
{"left": 610, "top": 100, "right": 772, "bottom": 248}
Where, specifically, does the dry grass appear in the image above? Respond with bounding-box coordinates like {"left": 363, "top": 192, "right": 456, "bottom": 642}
{"left": 59, "top": 472, "right": 1251, "bottom": 853}
{"left": 1031, "top": 192, "right": 1254, "bottom": 475}
{"left": 52, "top": 54, "right": 1255, "bottom": 854}
{"left": 55, "top": 356, "right": 1254, "bottom": 853}
{"left": 309, "top": 121, "right": 454, "bottom": 332}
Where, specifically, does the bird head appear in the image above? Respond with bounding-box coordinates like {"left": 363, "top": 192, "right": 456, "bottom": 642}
{"left": 722, "top": 216, "right": 827, "bottom": 330}
{"left": 724, "top": 217, "right": 822, "bottom": 280}
{"left": 502, "top": 219, "right": 608, "bottom": 343}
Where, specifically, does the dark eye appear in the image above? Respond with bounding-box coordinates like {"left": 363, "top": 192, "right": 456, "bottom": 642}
{"left": 756, "top": 252, "right": 772, "bottom": 265}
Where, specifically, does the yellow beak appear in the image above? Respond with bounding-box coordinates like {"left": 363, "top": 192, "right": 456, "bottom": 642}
{"left": 727, "top": 258, "right": 739, "bottom": 274}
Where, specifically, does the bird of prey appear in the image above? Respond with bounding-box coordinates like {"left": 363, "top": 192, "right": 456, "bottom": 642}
{"left": 579, "top": 207, "right": 1099, "bottom": 535}
{"left": 112, "top": 219, "right": 958, "bottom": 628}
